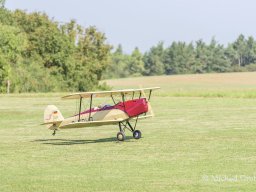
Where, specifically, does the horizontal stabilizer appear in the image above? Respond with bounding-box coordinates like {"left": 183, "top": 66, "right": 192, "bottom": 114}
{"left": 41, "top": 120, "right": 63, "bottom": 125}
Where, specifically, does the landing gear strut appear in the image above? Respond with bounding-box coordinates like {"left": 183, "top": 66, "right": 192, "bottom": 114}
{"left": 52, "top": 130, "right": 56, "bottom": 136}
{"left": 116, "top": 121, "right": 142, "bottom": 141}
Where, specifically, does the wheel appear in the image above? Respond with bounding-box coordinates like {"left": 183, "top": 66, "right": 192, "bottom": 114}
{"left": 133, "top": 130, "right": 141, "bottom": 139}
{"left": 117, "top": 131, "right": 126, "bottom": 141}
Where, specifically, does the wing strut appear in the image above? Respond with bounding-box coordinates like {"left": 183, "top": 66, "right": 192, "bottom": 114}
{"left": 78, "top": 97, "right": 82, "bottom": 122}
{"left": 111, "top": 94, "right": 116, "bottom": 105}
{"left": 121, "top": 93, "right": 126, "bottom": 112}
{"left": 148, "top": 90, "right": 152, "bottom": 101}
{"left": 88, "top": 94, "right": 93, "bottom": 121}
{"left": 132, "top": 91, "right": 135, "bottom": 99}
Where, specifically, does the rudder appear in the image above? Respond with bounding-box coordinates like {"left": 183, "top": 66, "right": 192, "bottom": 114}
{"left": 43, "top": 105, "right": 64, "bottom": 129}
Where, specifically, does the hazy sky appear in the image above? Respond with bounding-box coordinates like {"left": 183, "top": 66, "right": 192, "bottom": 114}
{"left": 5, "top": 0, "right": 256, "bottom": 53}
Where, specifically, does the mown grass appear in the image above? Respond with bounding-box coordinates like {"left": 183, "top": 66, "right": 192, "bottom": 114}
{"left": 1, "top": 72, "right": 256, "bottom": 191}
{"left": 103, "top": 72, "right": 256, "bottom": 98}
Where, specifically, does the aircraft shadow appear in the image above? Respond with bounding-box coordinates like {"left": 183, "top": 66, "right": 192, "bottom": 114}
{"left": 32, "top": 136, "right": 134, "bottom": 145}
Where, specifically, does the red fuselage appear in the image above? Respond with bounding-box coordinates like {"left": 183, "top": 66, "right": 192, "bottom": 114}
{"left": 79, "top": 98, "right": 148, "bottom": 118}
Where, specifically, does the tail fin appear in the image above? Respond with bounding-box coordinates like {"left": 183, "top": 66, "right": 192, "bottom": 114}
{"left": 43, "top": 105, "right": 64, "bottom": 129}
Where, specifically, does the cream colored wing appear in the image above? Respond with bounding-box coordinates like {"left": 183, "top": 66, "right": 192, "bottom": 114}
{"left": 62, "top": 87, "right": 160, "bottom": 99}
{"left": 59, "top": 119, "right": 123, "bottom": 129}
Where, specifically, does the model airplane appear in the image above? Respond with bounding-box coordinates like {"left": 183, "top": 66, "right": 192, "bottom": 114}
{"left": 42, "top": 87, "right": 160, "bottom": 141}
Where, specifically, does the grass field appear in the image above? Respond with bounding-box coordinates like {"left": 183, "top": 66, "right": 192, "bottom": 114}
{"left": 1, "top": 72, "right": 256, "bottom": 191}
{"left": 104, "top": 72, "right": 256, "bottom": 98}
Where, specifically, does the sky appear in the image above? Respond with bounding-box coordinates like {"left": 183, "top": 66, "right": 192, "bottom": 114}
{"left": 5, "top": 0, "right": 256, "bottom": 53}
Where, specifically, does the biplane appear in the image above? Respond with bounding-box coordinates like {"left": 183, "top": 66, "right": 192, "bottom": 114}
{"left": 42, "top": 87, "right": 160, "bottom": 141}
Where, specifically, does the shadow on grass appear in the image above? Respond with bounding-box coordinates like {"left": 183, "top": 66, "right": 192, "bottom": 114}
{"left": 32, "top": 136, "right": 134, "bottom": 145}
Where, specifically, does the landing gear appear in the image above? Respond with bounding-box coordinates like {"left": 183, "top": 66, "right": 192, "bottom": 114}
{"left": 52, "top": 130, "right": 56, "bottom": 136}
{"left": 116, "top": 121, "right": 142, "bottom": 141}
{"left": 133, "top": 130, "right": 141, "bottom": 139}
{"left": 117, "top": 131, "right": 126, "bottom": 141}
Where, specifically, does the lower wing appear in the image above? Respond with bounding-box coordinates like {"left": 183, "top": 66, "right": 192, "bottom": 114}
{"left": 59, "top": 119, "right": 124, "bottom": 129}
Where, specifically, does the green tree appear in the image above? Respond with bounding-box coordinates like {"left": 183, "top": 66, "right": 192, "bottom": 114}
{"left": 71, "top": 26, "right": 112, "bottom": 91}
{"left": 232, "top": 34, "right": 247, "bottom": 67}
{"left": 127, "top": 47, "right": 145, "bottom": 76}
{"left": 225, "top": 43, "right": 239, "bottom": 67}
{"left": 204, "top": 39, "right": 231, "bottom": 72}
{"left": 143, "top": 42, "right": 165, "bottom": 75}
{"left": 103, "top": 44, "right": 131, "bottom": 79}
{"left": 0, "top": 9, "right": 112, "bottom": 92}
{"left": 244, "top": 36, "right": 256, "bottom": 65}
{"left": 0, "top": 24, "right": 27, "bottom": 92}
{"left": 0, "top": 7, "right": 14, "bottom": 26}
{"left": 0, "top": 54, "right": 10, "bottom": 92}
{"left": 163, "top": 42, "right": 195, "bottom": 74}
{"left": 0, "top": 0, "right": 5, "bottom": 8}
{"left": 12, "top": 57, "right": 59, "bottom": 92}
{"left": 193, "top": 40, "right": 208, "bottom": 73}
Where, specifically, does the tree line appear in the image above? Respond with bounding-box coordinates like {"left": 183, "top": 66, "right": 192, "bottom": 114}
{"left": 104, "top": 35, "right": 256, "bottom": 79}
{"left": 1, "top": 1, "right": 256, "bottom": 93}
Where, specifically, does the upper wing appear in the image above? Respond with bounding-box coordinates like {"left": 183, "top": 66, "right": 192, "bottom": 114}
{"left": 62, "top": 87, "right": 160, "bottom": 100}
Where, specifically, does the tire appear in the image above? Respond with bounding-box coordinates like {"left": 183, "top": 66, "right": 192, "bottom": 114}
{"left": 117, "top": 131, "right": 126, "bottom": 141}
{"left": 133, "top": 130, "right": 141, "bottom": 139}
